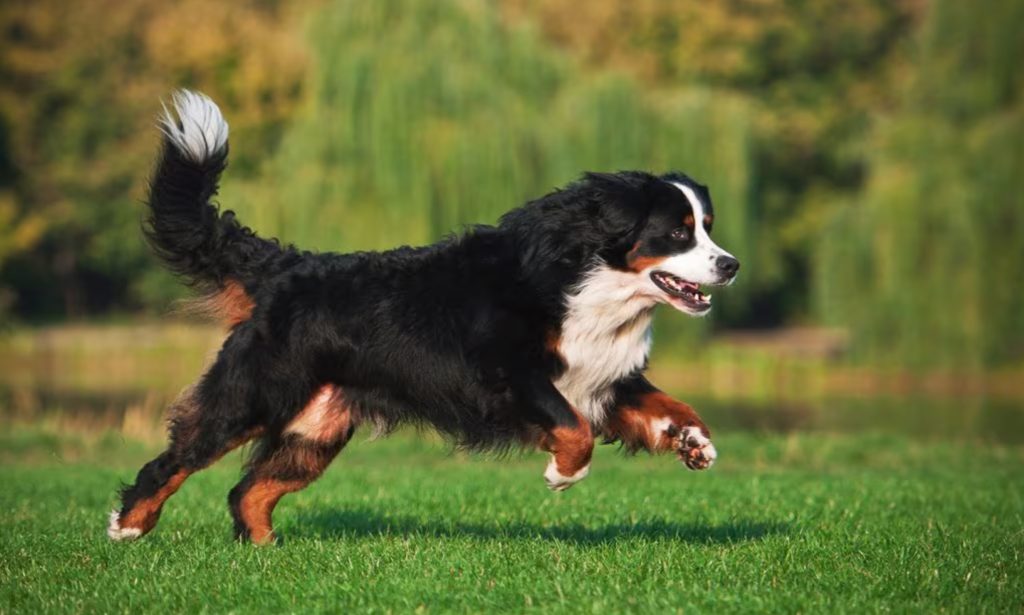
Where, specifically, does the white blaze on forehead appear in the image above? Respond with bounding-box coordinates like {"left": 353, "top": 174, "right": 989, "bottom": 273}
{"left": 637, "top": 182, "right": 736, "bottom": 288}
{"left": 670, "top": 183, "right": 718, "bottom": 249}
{"left": 671, "top": 181, "right": 729, "bottom": 252}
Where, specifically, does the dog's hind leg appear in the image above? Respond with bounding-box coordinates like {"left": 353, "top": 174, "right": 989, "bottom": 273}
{"left": 108, "top": 384, "right": 264, "bottom": 541}
{"left": 108, "top": 386, "right": 264, "bottom": 540}
{"left": 228, "top": 384, "right": 355, "bottom": 545}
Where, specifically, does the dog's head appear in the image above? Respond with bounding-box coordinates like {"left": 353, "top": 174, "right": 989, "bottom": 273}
{"left": 588, "top": 171, "right": 740, "bottom": 316}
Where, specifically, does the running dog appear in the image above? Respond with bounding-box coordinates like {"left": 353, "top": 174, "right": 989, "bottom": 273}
{"left": 108, "top": 91, "right": 740, "bottom": 544}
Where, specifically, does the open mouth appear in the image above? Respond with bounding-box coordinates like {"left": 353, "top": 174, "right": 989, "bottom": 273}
{"left": 650, "top": 271, "right": 711, "bottom": 312}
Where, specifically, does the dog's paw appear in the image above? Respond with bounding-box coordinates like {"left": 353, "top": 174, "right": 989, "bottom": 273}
{"left": 675, "top": 427, "right": 717, "bottom": 470}
{"left": 107, "top": 510, "right": 142, "bottom": 542}
{"left": 543, "top": 458, "right": 590, "bottom": 492}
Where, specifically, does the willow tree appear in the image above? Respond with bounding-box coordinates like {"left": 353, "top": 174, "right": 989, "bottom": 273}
{"left": 816, "top": 0, "right": 1024, "bottom": 368}
{"left": 237, "top": 0, "right": 757, "bottom": 345}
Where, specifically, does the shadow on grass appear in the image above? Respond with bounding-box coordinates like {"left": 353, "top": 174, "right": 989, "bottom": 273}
{"left": 292, "top": 507, "right": 787, "bottom": 546}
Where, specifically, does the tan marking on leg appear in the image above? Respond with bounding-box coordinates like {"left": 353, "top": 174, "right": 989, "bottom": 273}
{"left": 234, "top": 396, "right": 354, "bottom": 543}
{"left": 118, "top": 468, "right": 190, "bottom": 534}
{"left": 605, "top": 391, "right": 709, "bottom": 452}
{"left": 238, "top": 479, "right": 305, "bottom": 545}
{"left": 642, "top": 391, "right": 709, "bottom": 438}
{"left": 236, "top": 441, "right": 345, "bottom": 544}
{"left": 114, "top": 425, "right": 264, "bottom": 538}
{"left": 604, "top": 391, "right": 715, "bottom": 468}
{"left": 604, "top": 406, "right": 667, "bottom": 452}
{"left": 283, "top": 385, "right": 351, "bottom": 443}
{"left": 539, "top": 410, "right": 593, "bottom": 491}
{"left": 544, "top": 423, "right": 594, "bottom": 476}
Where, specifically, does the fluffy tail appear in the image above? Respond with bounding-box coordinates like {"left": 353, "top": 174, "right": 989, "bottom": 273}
{"left": 145, "top": 91, "right": 285, "bottom": 321}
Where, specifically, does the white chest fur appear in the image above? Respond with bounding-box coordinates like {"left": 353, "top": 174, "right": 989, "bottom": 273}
{"left": 552, "top": 265, "right": 656, "bottom": 426}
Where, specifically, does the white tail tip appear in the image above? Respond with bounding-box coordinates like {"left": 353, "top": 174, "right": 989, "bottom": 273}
{"left": 159, "top": 89, "right": 229, "bottom": 163}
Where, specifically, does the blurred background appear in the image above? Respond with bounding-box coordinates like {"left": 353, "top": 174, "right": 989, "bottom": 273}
{"left": 1, "top": 0, "right": 1022, "bottom": 448}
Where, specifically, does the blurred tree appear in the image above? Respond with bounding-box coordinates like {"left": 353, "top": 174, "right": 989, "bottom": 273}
{"left": 0, "top": 0, "right": 307, "bottom": 320}
{"left": 817, "top": 0, "right": 1024, "bottom": 367}
{"left": 0, "top": 0, "right": 1019, "bottom": 369}
{"left": 501, "top": 0, "right": 920, "bottom": 324}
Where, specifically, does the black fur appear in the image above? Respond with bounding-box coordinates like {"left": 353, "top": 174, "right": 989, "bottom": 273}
{"left": 117, "top": 451, "right": 181, "bottom": 518}
{"left": 144, "top": 160, "right": 706, "bottom": 453}
{"left": 143, "top": 139, "right": 298, "bottom": 292}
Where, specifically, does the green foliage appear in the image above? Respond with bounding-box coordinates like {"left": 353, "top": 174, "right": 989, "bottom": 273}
{"left": 0, "top": 0, "right": 307, "bottom": 319}
{"left": 503, "top": 0, "right": 918, "bottom": 315}
{"left": 817, "top": 0, "right": 1024, "bottom": 367}
{"left": 0, "top": 0, "right": 1021, "bottom": 368}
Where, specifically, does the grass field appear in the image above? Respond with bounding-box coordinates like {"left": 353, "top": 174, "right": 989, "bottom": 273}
{"left": 1, "top": 428, "right": 1022, "bottom": 613}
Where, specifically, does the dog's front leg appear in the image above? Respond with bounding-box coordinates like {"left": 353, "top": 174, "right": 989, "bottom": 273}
{"left": 521, "top": 377, "right": 593, "bottom": 491}
{"left": 539, "top": 416, "right": 593, "bottom": 491}
{"left": 603, "top": 376, "right": 716, "bottom": 470}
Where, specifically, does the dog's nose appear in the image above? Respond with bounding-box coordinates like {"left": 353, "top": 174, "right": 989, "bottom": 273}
{"left": 715, "top": 255, "right": 740, "bottom": 277}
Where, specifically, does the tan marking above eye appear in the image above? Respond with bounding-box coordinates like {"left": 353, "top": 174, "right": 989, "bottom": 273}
{"left": 684, "top": 214, "right": 694, "bottom": 227}
{"left": 704, "top": 215, "right": 714, "bottom": 227}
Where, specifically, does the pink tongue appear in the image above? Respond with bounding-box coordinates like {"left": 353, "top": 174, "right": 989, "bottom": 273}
{"left": 682, "top": 281, "right": 698, "bottom": 292}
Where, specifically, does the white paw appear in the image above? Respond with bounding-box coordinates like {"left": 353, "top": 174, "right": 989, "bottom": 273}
{"left": 543, "top": 458, "right": 590, "bottom": 492}
{"left": 677, "top": 427, "right": 717, "bottom": 470}
{"left": 107, "top": 510, "right": 142, "bottom": 542}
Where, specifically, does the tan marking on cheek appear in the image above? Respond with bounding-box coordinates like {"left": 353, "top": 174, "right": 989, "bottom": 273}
{"left": 629, "top": 256, "right": 666, "bottom": 272}
{"left": 626, "top": 242, "right": 667, "bottom": 273}
{"left": 284, "top": 385, "right": 351, "bottom": 443}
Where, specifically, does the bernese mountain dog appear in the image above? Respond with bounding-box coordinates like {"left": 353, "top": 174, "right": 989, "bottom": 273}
{"left": 108, "top": 91, "right": 740, "bottom": 544}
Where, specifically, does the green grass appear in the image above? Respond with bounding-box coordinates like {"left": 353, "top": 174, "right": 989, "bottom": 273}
{"left": 1, "top": 430, "right": 1022, "bottom": 613}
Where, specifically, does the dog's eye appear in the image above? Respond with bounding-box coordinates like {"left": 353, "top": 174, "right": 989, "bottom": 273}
{"left": 670, "top": 228, "right": 689, "bottom": 241}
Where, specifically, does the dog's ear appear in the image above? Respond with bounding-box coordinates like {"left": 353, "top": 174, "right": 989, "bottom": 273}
{"left": 584, "top": 172, "right": 653, "bottom": 240}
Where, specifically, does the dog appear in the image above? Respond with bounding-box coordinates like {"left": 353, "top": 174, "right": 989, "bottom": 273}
{"left": 108, "top": 91, "right": 740, "bottom": 544}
